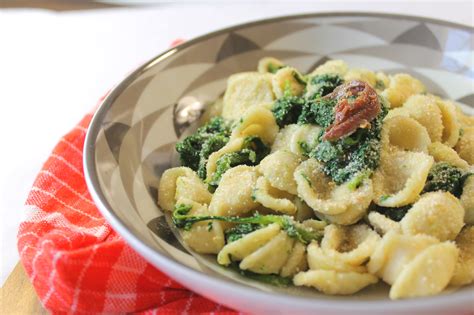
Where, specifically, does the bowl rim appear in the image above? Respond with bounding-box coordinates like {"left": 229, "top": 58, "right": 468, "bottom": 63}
{"left": 83, "top": 11, "right": 473, "bottom": 312}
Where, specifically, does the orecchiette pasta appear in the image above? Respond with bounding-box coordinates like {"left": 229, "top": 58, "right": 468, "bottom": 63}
{"left": 294, "top": 159, "right": 373, "bottom": 223}
{"left": 428, "top": 142, "right": 469, "bottom": 170}
{"left": 259, "top": 150, "right": 301, "bottom": 195}
{"left": 373, "top": 150, "right": 434, "bottom": 207}
{"left": 178, "top": 199, "right": 225, "bottom": 254}
{"left": 293, "top": 270, "right": 378, "bottom": 295}
{"left": 253, "top": 176, "right": 297, "bottom": 215}
{"left": 310, "top": 59, "right": 348, "bottom": 76}
{"left": 319, "top": 224, "right": 380, "bottom": 266}
{"left": 389, "top": 242, "right": 458, "bottom": 299}
{"left": 217, "top": 223, "right": 280, "bottom": 266}
{"left": 450, "top": 226, "right": 474, "bottom": 286}
{"left": 381, "top": 73, "right": 425, "bottom": 108}
{"left": 206, "top": 138, "right": 244, "bottom": 179}
{"left": 368, "top": 232, "right": 458, "bottom": 299}
{"left": 397, "top": 94, "right": 443, "bottom": 142}
{"left": 158, "top": 167, "right": 201, "bottom": 211}
{"left": 175, "top": 175, "right": 212, "bottom": 205}
{"left": 461, "top": 176, "right": 474, "bottom": 225}
{"left": 381, "top": 116, "right": 431, "bottom": 153}
{"left": 209, "top": 165, "right": 258, "bottom": 216}
{"left": 367, "top": 212, "right": 400, "bottom": 235}
{"left": 435, "top": 98, "right": 461, "bottom": 147}
{"left": 271, "top": 124, "right": 299, "bottom": 153}
{"left": 280, "top": 242, "right": 308, "bottom": 277}
{"left": 257, "top": 57, "right": 285, "bottom": 74}
{"left": 165, "top": 57, "right": 473, "bottom": 300}
{"left": 222, "top": 72, "right": 275, "bottom": 120}
{"left": 455, "top": 126, "right": 474, "bottom": 165}
{"left": 400, "top": 192, "right": 464, "bottom": 241}
{"left": 230, "top": 106, "right": 279, "bottom": 145}
{"left": 272, "top": 67, "right": 305, "bottom": 98}
{"left": 343, "top": 68, "right": 377, "bottom": 87}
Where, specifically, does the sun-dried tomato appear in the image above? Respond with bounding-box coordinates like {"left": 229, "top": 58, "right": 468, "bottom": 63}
{"left": 323, "top": 80, "right": 381, "bottom": 141}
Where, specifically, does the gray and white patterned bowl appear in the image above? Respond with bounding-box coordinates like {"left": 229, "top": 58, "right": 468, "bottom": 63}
{"left": 84, "top": 13, "right": 474, "bottom": 314}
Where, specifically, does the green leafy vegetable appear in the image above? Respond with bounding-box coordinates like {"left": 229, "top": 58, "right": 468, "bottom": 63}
{"left": 305, "top": 74, "right": 343, "bottom": 100}
{"left": 310, "top": 101, "right": 388, "bottom": 184}
{"left": 297, "top": 98, "right": 337, "bottom": 127}
{"left": 207, "top": 136, "right": 270, "bottom": 190}
{"left": 225, "top": 223, "right": 261, "bottom": 243}
{"left": 372, "top": 204, "right": 411, "bottom": 222}
{"left": 228, "top": 262, "right": 292, "bottom": 286}
{"left": 172, "top": 205, "right": 323, "bottom": 245}
{"left": 422, "top": 162, "right": 469, "bottom": 197}
{"left": 271, "top": 95, "right": 306, "bottom": 127}
{"left": 375, "top": 79, "right": 385, "bottom": 90}
{"left": 175, "top": 117, "right": 231, "bottom": 178}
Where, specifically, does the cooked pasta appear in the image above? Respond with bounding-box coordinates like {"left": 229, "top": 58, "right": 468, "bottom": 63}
{"left": 158, "top": 58, "right": 473, "bottom": 300}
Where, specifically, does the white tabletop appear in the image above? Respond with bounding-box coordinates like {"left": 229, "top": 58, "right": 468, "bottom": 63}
{"left": 1, "top": 1, "right": 473, "bottom": 286}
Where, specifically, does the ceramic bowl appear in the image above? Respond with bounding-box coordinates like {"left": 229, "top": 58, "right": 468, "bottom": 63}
{"left": 84, "top": 13, "right": 474, "bottom": 314}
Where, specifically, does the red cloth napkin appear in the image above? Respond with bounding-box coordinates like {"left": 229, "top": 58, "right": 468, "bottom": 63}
{"left": 16, "top": 106, "right": 238, "bottom": 314}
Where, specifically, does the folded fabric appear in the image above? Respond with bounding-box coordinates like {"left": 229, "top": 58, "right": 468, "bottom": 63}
{"left": 17, "top": 101, "right": 237, "bottom": 314}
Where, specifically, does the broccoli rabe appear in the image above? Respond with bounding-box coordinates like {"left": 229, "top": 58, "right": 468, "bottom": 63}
{"left": 207, "top": 136, "right": 270, "bottom": 190}
{"left": 297, "top": 98, "right": 336, "bottom": 127}
{"left": 305, "top": 74, "right": 343, "bottom": 100}
{"left": 372, "top": 204, "right": 411, "bottom": 222}
{"left": 310, "top": 102, "right": 388, "bottom": 184}
{"left": 175, "top": 117, "right": 231, "bottom": 178}
{"left": 422, "top": 162, "right": 470, "bottom": 197}
{"left": 228, "top": 262, "right": 292, "bottom": 286}
{"left": 271, "top": 95, "right": 305, "bottom": 127}
{"left": 172, "top": 204, "right": 324, "bottom": 245}
{"left": 225, "top": 223, "right": 261, "bottom": 243}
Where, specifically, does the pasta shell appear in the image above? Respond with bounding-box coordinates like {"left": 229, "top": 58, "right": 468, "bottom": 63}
{"left": 381, "top": 73, "right": 425, "bottom": 108}
{"left": 272, "top": 67, "right": 305, "bottom": 98}
{"left": 307, "top": 241, "right": 366, "bottom": 273}
{"left": 319, "top": 224, "right": 380, "bottom": 266}
{"left": 310, "top": 59, "right": 348, "bottom": 76}
{"left": 253, "top": 176, "right": 297, "bottom": 215}
{"left": 455, "top": 126, "right": 474, "bottom": 165}
{"left": 435, "top": 98, "right": 461, "bottom": 147}
{"left": 206, "top": 137, "right": 244, "bottom": 179}
{"left": 230, "top": 106, "right": 279, "bottom": 145}
{"left": 367, "top": 232, "right": 439, "bottom": 285}
{"left": 461, "top": 176, "right": 474, "bottom": 224}
{"left": 389, "top": 242, "right": 458, "bottom": 299}
{"left": 293, "top": 270, "right": 378, "bottom": 295}
{"left": 373, "top": 149, "right": 434, "bottom": 207}
{"left": 294, "top": 159, "right": 373, "bottom": 219}
{"left": 178, "top": 199, "right": 225, "bottom": 254}
{"left": 280, "top": 242, "right": 308, "bottom": 277}
{"left": 259, "top": 150, "right": 301, "bottom": 195}
{"left": 240, "top": 231, "right": 294, "bottom": 274}
{"left": 367, "top": 212, "right": 400, "bottom": 235}
{"left": 257, "top": 57, "right": 284, "bottom": 74}
{"left": 381, "top": 115, "right": 431, "bottom": 153}
{"left": 175, "top": 175, "right": 212, "bottom": 205}
{"left": 400, "top": 192, "right": 464, "bottom": 241}
{"left": 344, "top": 68, "right": 377, "bottom": 87}
{"left": 222, "top": 72, "right": 275, "bottom": 120}
{"left": 217, "top": 223, "right": 280, "bottom": 266}
{"left": 400, "top": 94, "right": 444, "bottom": 142}
{"left": 450, "top": 226, "right": 474, "bottom": 286}
{"left": 428, "top": 142, "right": 469, "bottom": 170}
{"left": 158, "top": 167, "right": 199, "bottom": 211}
{"left": 209, "top": 165, "right": 258, "bottom": 216}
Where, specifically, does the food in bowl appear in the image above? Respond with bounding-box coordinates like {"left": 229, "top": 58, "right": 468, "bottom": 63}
{"left": 157, "top": 58, "right": 474, "bottom": 300}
